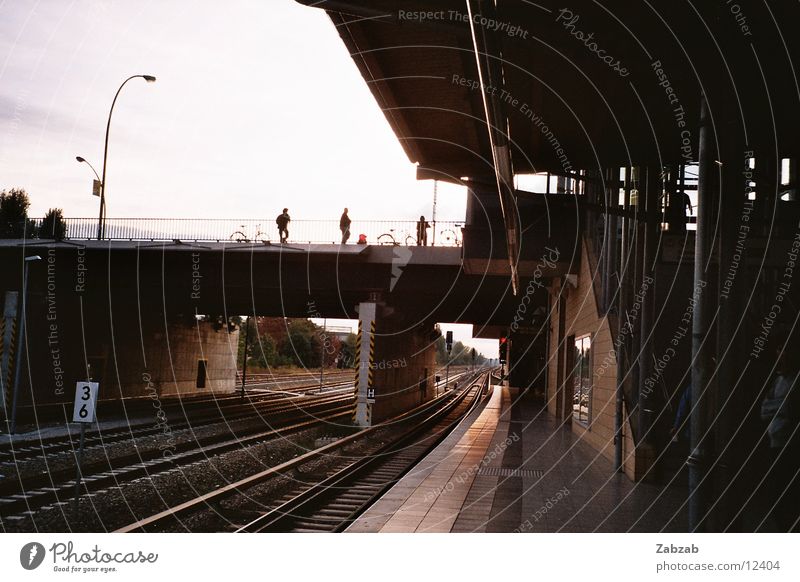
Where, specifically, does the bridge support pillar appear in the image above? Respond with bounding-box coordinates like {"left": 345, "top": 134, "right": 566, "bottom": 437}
{"left": 0, "top": 291, "right": 20, "bottom": 423}
{"left": 353, "top": 301, "right": 377, "bottom": 427}
{"left": 370, "top": 319, "right": 437, "bottom": 423}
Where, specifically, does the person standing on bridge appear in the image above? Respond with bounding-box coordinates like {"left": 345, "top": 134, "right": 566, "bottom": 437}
{"left": 416, "top": 215, "right": 430, "bottom": 246}
{"left": 276, "top": 208, "right": 290, "bottom": 243}
{"left": 340, "top": 208, "right": 351, "bottom": 244}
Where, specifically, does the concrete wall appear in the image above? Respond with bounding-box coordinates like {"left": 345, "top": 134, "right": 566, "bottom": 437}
{"left": 371, "top": 318, "right": 437, "bottom": 422}
{"left": 545, "top": 239, "right": 637, "bottom": 480}
{"left": 10, "top": 294, "right": 239, "bottom": 405}
{"left": 117, "top": 321, "right": 239, "bottom": 398}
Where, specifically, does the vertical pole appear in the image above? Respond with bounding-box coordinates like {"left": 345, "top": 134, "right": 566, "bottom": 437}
{"left": 240, "top": 316, "right": 250, "bottom": 399}
{"left": 715, "top": 143, "right": 744, "bottom": 530}
{"left": 557, "top": 290, "right": 567, "bottom": 423}
{"left": 689, "top": 96, "right": 714, "bottom": 531}
{"left": 432, "top": 180, "right": 438, "bottom": 247}
{"left": 319, "top": 318, "right": 326, "bottom": 393}
{"left": 9, "top": 262, "right": 30, "bottom": 435}
{"left": 677, "top": 165, "right": 687, "bottom": 233}
{"left": 445, "top": 363, "right": 450, "bottom": 392}
{"left": 615, "top": 167, "right": 631, "bottom": 471}
{"left": 629, "top": 167, "right": 643, "bottom": 439}
{"left": 72, "top": 422, "right": 87, "bottom": 517}
{"left": 637, "top": 167, "right": 660, "bottom": 451}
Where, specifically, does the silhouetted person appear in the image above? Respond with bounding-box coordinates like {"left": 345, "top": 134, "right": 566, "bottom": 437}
{"left": 340, "top": 208, "right": 351, "bottom": 244}
{"left": 760, "top": 329, "right": 800, "bottom": 531}
{"left": 683, "top": 192, "right": 693, "bottom": 218}
{"left": 416, "top": 215, "right": 430, "bottom": 246}
{"left": 275, "top": 208, "right": 290, "bottom": 243}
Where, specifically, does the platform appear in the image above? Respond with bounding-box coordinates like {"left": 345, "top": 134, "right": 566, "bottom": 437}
{"left": 348, "top": 384, "right": 688, "bottom": 533}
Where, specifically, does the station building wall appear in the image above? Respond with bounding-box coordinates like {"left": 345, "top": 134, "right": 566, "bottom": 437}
{"left": 545, "top": 239, "right": 637, "bottom": 480}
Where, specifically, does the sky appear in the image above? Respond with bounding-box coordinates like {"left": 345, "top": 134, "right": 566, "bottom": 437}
{"left": 0, "top": 0, "right": 497, "bottom": 357}
{"left": 0, "top": 0, "right": 467, "bottom": 220}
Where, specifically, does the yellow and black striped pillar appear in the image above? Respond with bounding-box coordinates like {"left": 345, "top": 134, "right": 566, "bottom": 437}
{"left": 0, "top": 291, "right": 20, "bottom": 420}
{"left": 353, "top": 301, "right": 377, "bottom": 426}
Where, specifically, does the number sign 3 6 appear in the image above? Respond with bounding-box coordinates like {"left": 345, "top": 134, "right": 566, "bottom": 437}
{"left": 72, "top": 382, "right": 99, "bottom": 423}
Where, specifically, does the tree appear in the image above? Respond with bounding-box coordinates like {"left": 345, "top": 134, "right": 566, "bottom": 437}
{"left": 337, "top": 333, "right": 357, "bottom": 368}
{"left": 435, "top": 336, "right": 487, "bottom": 366}
{"left": 279, "top": 318, "right": 322, "bottom": 368}
{"left": 39, "top": 208, "right": 67, "bottom": 240}
{"left": 0, "top": 188, "right": 35, "bottom": 238}
{"left": 251, "top": 332, "right": 281, "bottom": 368}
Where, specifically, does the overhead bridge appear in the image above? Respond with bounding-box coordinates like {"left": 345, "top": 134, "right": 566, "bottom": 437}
{"left": 0, "top": 213, "right": 576, "bottom": 425}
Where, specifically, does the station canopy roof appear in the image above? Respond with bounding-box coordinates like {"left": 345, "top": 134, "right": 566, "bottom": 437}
{"left": 298, "top": 0, "right": 800, "bottom": 179}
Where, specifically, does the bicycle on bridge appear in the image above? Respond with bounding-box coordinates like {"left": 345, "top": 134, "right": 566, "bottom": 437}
{"left": 229, "top": 223, "right": 267, "bottom": 243}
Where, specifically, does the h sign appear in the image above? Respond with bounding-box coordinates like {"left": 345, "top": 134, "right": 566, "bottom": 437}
{"left": 72, "top": 382, "right": 99, "bottom": 423}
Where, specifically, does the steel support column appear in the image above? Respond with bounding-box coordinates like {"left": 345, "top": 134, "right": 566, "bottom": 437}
{"left": 614, "top": 167, "right": 633, "bottom": 471}
{"left": 637, "top": 167, "right": 661, "bottom": 460}
{"left": 689, "top": 97, "right": 715, "bottom": 531}
{"left": 714, "top": 142, "right": 746, "bottom": 530}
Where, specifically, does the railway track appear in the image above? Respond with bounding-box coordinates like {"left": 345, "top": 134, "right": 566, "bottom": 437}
{"left": 238, "top": 372, "right": 489, "bottom": 532}
{"left": 115, "top": 369, "right": 492, "bottom": 533}
{"left": 0, "top": 381, "right": 354, "bottom": 465}
{"left": 8, "top": 370, "right": 355, "bottom": 429}
{"left": 0, "top": 393, "right": 355, "bottom": 520}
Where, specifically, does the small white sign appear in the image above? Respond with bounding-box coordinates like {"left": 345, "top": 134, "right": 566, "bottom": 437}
{"left": 72, "top": 381, "right": 99, "bottom": 423}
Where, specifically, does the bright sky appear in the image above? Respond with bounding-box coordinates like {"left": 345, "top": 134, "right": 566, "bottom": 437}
{"left": 0, "top": 0, "right": 466, "bottom": 220}
{"left": 0, "top": 0, "right": 497, "bottom": 357}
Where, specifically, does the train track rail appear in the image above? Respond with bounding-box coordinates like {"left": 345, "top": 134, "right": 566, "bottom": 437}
{"left": 238, "top": 372, "right": 489, "bottom": 532}
{"left": 0, "top": 394, "right": 356, "bottom": 520}
{"left": 115, "top": 369, "right": 492, "bottom": 533}
{"left": 8, "top": 370, "right": 356, "bottom": 428}
{"left": 0, "top": 382, "right": 354, "bottom": 464}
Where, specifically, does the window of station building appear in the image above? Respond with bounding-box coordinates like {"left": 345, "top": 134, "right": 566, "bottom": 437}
{"left": 572, "top": 334, "right": 592, "bottom": 425}
{"left": 196, "top": 359, "right": 208, "bottom": 389}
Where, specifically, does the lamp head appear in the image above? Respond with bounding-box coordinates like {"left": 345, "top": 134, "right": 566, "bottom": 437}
{"left": 25, "top": 255, "right": 42, "bottom": 262}
{"left": 143, "top": 75, "right": 156, "bottom": 83}
{"left": 76, "top": 156, "right": 85, "bottom": 163}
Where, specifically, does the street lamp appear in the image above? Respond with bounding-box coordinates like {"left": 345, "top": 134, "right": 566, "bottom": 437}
{"left": 9, "top": 255, "right": 42, "bottom": 434}
{"left": 76, "top": 156, "right": 102, "bottom": 201}
{"left": 95, "top": 74, "right": 156, "bottom": 240}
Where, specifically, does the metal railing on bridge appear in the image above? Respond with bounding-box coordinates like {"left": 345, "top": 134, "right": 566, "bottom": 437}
{"left": 26, "top": 217, "right": 464, "bottom": 246}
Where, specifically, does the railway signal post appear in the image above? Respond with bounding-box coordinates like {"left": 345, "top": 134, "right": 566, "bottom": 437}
{"left": 71, "top": 380, "right": 98, "bottom": 517}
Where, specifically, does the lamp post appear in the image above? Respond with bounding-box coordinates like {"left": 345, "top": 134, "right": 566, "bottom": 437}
{"left": 76, "top": 156, "right": 102, "bottom": 202}
{"left": 9, "top": 255, "right": 42, "bottom": 434}
{"left": 95, "top": 74, "right": 156, "bottom": 240}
